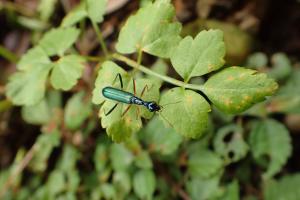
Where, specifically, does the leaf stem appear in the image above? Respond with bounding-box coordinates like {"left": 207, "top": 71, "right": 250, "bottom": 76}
{"left": 0, "top": 45, "right": 19, "bottom": 63}
{"left": 112, "top": 53, "right": 205, "bottom": 92}
{"left": 92, "top": 22, "right": 109, "bottom": 58}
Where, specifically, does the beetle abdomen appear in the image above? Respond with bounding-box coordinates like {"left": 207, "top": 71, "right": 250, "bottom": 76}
{"left": 102, "top": 87, "right": 134, "bottom": 104}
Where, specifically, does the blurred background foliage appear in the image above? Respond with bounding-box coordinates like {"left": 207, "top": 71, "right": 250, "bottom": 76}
{"left": 0, "top": 0, "right": 300, "bottom": 199}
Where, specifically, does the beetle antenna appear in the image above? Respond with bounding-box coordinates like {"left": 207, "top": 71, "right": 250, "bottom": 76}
{"left": 158, "top": 112, "right": 174, "bottom": 129}
{"left": 160, "top": 101, "right": 181, "bottom": 107}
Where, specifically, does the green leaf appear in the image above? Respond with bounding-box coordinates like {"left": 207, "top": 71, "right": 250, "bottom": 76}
{"left": 61, "top": 2, "right": 87, "bottom": 27}
{"left": 134, "top": 151, "right": 153, "bottom": 169}
{"left": 171, "top": 29, "right": 225, "bottom": 81}
{"left": 268, "top": 53, "right": 292, "bottom": 80}
{"left": 141, "top": 116, "right": 182, "bottom": 155}
{"left": 188, "top": 149, "right": 223, "bottom": 178}
{"left": 86, "top": 0, "right": 107, "bottom": 23}
{"left": 94, "top": 143, "right": 109, "bottom": 172}
{"left": 133, "top": 169, "right": 156, "bottom": 200}
{"left": 246, "top": 52, "right": 268, "bottom": 69}
{"left": 264, "top": 174, "right": 300, "bottom": 200}
{"left": 47, "top": 170, "right": 65, "bottom": 196}
{"left": 17, "top": 46, "right": 50, "bottom": 71}
{"left": 186, "top": 174, "right": 223, "bottom": 200}
{"left": 65, "top": 91, "right": 92, "bottom": 130}
{"left": 50, "top": 55, "right": 85, "bottom": 90}
{"left": 113, "top": 171, "right": 131, "bottom": 197}
{"left": 249, "top": 119, "right": 292, "bottom": 179}
{"left": 147, "top": 59, "right": 168, "bottom": 87}
{"left": 38, "top": 0, "right": 57, "bottom": 21}
{"left": 6, "top": 64, "right": 52, "bottom": 106}
{"left": 268, "top": 69, "right": 300, "bottom": 114}
{"left": 218, "top": 181, "right": 239, "bottom": 200}
{"left": 159, "top": 87, "right": 211, "bottom": 138}
{"left": 101, "top": 184, "right": 116, "bottom": 199}
{"left": 110, "top": 144, "right": 133, "bottom": 171}
{"left": 21, "top": 98, "right": 51, "bottom": 125}
{"left": 29, "top": 130, "right": 60, "bottom": 172}
{"left": 92, "top": 61, "right": 127, "bottom": 105}
{"left": 203, "top": 67, "right": 278, "bottom": 114}
{"left": 213, "top": 124, "right": 248, "bottom": 164}
{"left": 116, "top": 0, "right": 182, "bottom": 58}
{"left": 99, "top": 74, "right": 159, "bottom": 142}
{"left": 38, "top": 27, "right": 80, "bottom": 56}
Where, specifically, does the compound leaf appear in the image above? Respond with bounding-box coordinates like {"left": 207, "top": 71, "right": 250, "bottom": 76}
{"left": 203, "top": 67, "right": 278, "bottom": 114}
{"left": 50, "top": 55, "right": 85, "bottom": 90}
{"left": 38, "top": 27, "right": 80, "bottom": 56}
{"left": 159, "top": 87, "right": 211, "bottom": 138}
{"left": 116, "top": 0, "right": 181, "bottom": 58}
{"left": 249, "top": 119, "right": 292, "bottom": 179}
{"left": 171, "top": 29, "right": 225, "bottom": 81}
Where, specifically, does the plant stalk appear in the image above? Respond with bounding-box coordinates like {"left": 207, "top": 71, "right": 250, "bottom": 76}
{"left": 92, "top": 22, "right": 109, "bottom": 58}
{"left": 112, "top": 53, "right": 205, "bottom": 92}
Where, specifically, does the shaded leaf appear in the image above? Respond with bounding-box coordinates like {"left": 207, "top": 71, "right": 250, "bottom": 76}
{"left": 249, "top": 119, "right": 292, "bottom": 179}
{"left": 203, "top": 67, "right": 278, "bottom": 114}
{"left": 134, "top": 151, "right": 153, "bottom": 169}
{"left": 21, "top": 98, "right": 51, "bottom": 125}
{"left": 264, "top": 174, "right": 300, "bottom": 200}
{"left": 116, "top": 0, "right": 181, "bottom": 58}
{"left": 159, "top": 87, "right": 211, "bottom": 138}
{"left": 65, "top": 91, "right": 92, "bottom": 130}
{"left": 268, "top": 53, "right": 292, "bottom": 80}
{"left": 38, "top": 0, "right": 57, "bottom": 21}
{"left": 141, "top": 116, "right": 182, "bottom": 155}
{"left": 133, "top": 169, "right": 156, "bottom": 200}
{"left": 171, "top": 29, "right": 225, "bottom": 81}
{"left": 50, "top": 55, "right": 85, "bottom": 90}
{"left": 110, "top": 144, "right": 133, "bottom": 171}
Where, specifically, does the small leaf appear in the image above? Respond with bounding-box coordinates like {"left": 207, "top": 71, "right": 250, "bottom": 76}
{"left": 141, "top": 116, "right": 182, "bottom": 155}
{"left": 38, "top": 27, "right": 80, "bottom": 56}
{"left": 268, "top": 69, "right": 300, "bottom": 114}
{"left": 264, "top": 174, "right": 300, "bottom": 200}
{"left": 113, "top": 171, "right": 131, "bottom": 197}
{"left": 21, "top": 98, "right": 51, "bottom": 125}
{"left": 116, "top": 0, "right": 181, "bottom": 58}
{"left": 134, "top": 151, "right": 153, "bottom": 169}
{"left": 213, "top": 124, "right": 248, "bottom": 164}
{"left": 171, "top": 29, "right": 225, "bottom": 81}
{"left": 159, "top": 87, "right": 211, "bottom": 138}
{"left": 219, "top": 181, "right": 239, "bottom": 200}
{"left": 50, "top": 55, "right": 85, "bottom": 90}
{"left": 38, "top": 0, "right": 57, "bottom": 21}
{"left": 246, "top": 52, "right": 268, "bottom": 69}
{"left": 92, "top": 61, "right": 127, "bottom": 105}
{"left": 6, "top": 64, "right": 52, "bottom": 106}
{"left": 61, "top": 2, "right": 87, "bottom": 27}
{"left": 17, "top": 46, "right": 50, "bottom": 71}
{"left": 269, "top": 53, "right": 292, "bottom": 80}
{"left": 30, "top": 130, "right": 60, "bottom": 172}
{"left": 86, "top": 0, "right": 107, "bottom": 23}
{"left": 110, "top": 144, "right": 134, "bottom": 171}
{"left": 147, "top": 59, "right": 168, "bottom": 86}
{"left": 65, "top": 91, "right": 92, "bottom": 130}
{"left": 249, "top": 119, "right": 292, "bottom": 179}
{"left": 203, "top": 67, "right": 278, "bottom": 114}
{"left": 47, "top": 170, "right": 65, "bottom": 196}
{"left": 188, "top": 149, "right": 223, "bottom": 178}
{"left": 133, "top": 169, "right": 156, "bottom": 200}
{"left": 186, "top": 174, "right": 223, "bottom": 200}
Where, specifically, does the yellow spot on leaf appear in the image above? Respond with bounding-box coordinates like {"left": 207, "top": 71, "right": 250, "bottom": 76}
{"left": 227, "top": 76, "right": 234, "bottom": 81}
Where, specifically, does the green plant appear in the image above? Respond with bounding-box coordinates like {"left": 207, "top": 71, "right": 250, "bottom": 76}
{"left": 6, "top": 0, "right": 277, "bottom": 142}
{"left": 2, "top": 0, "right": 299, "bottom": 200}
